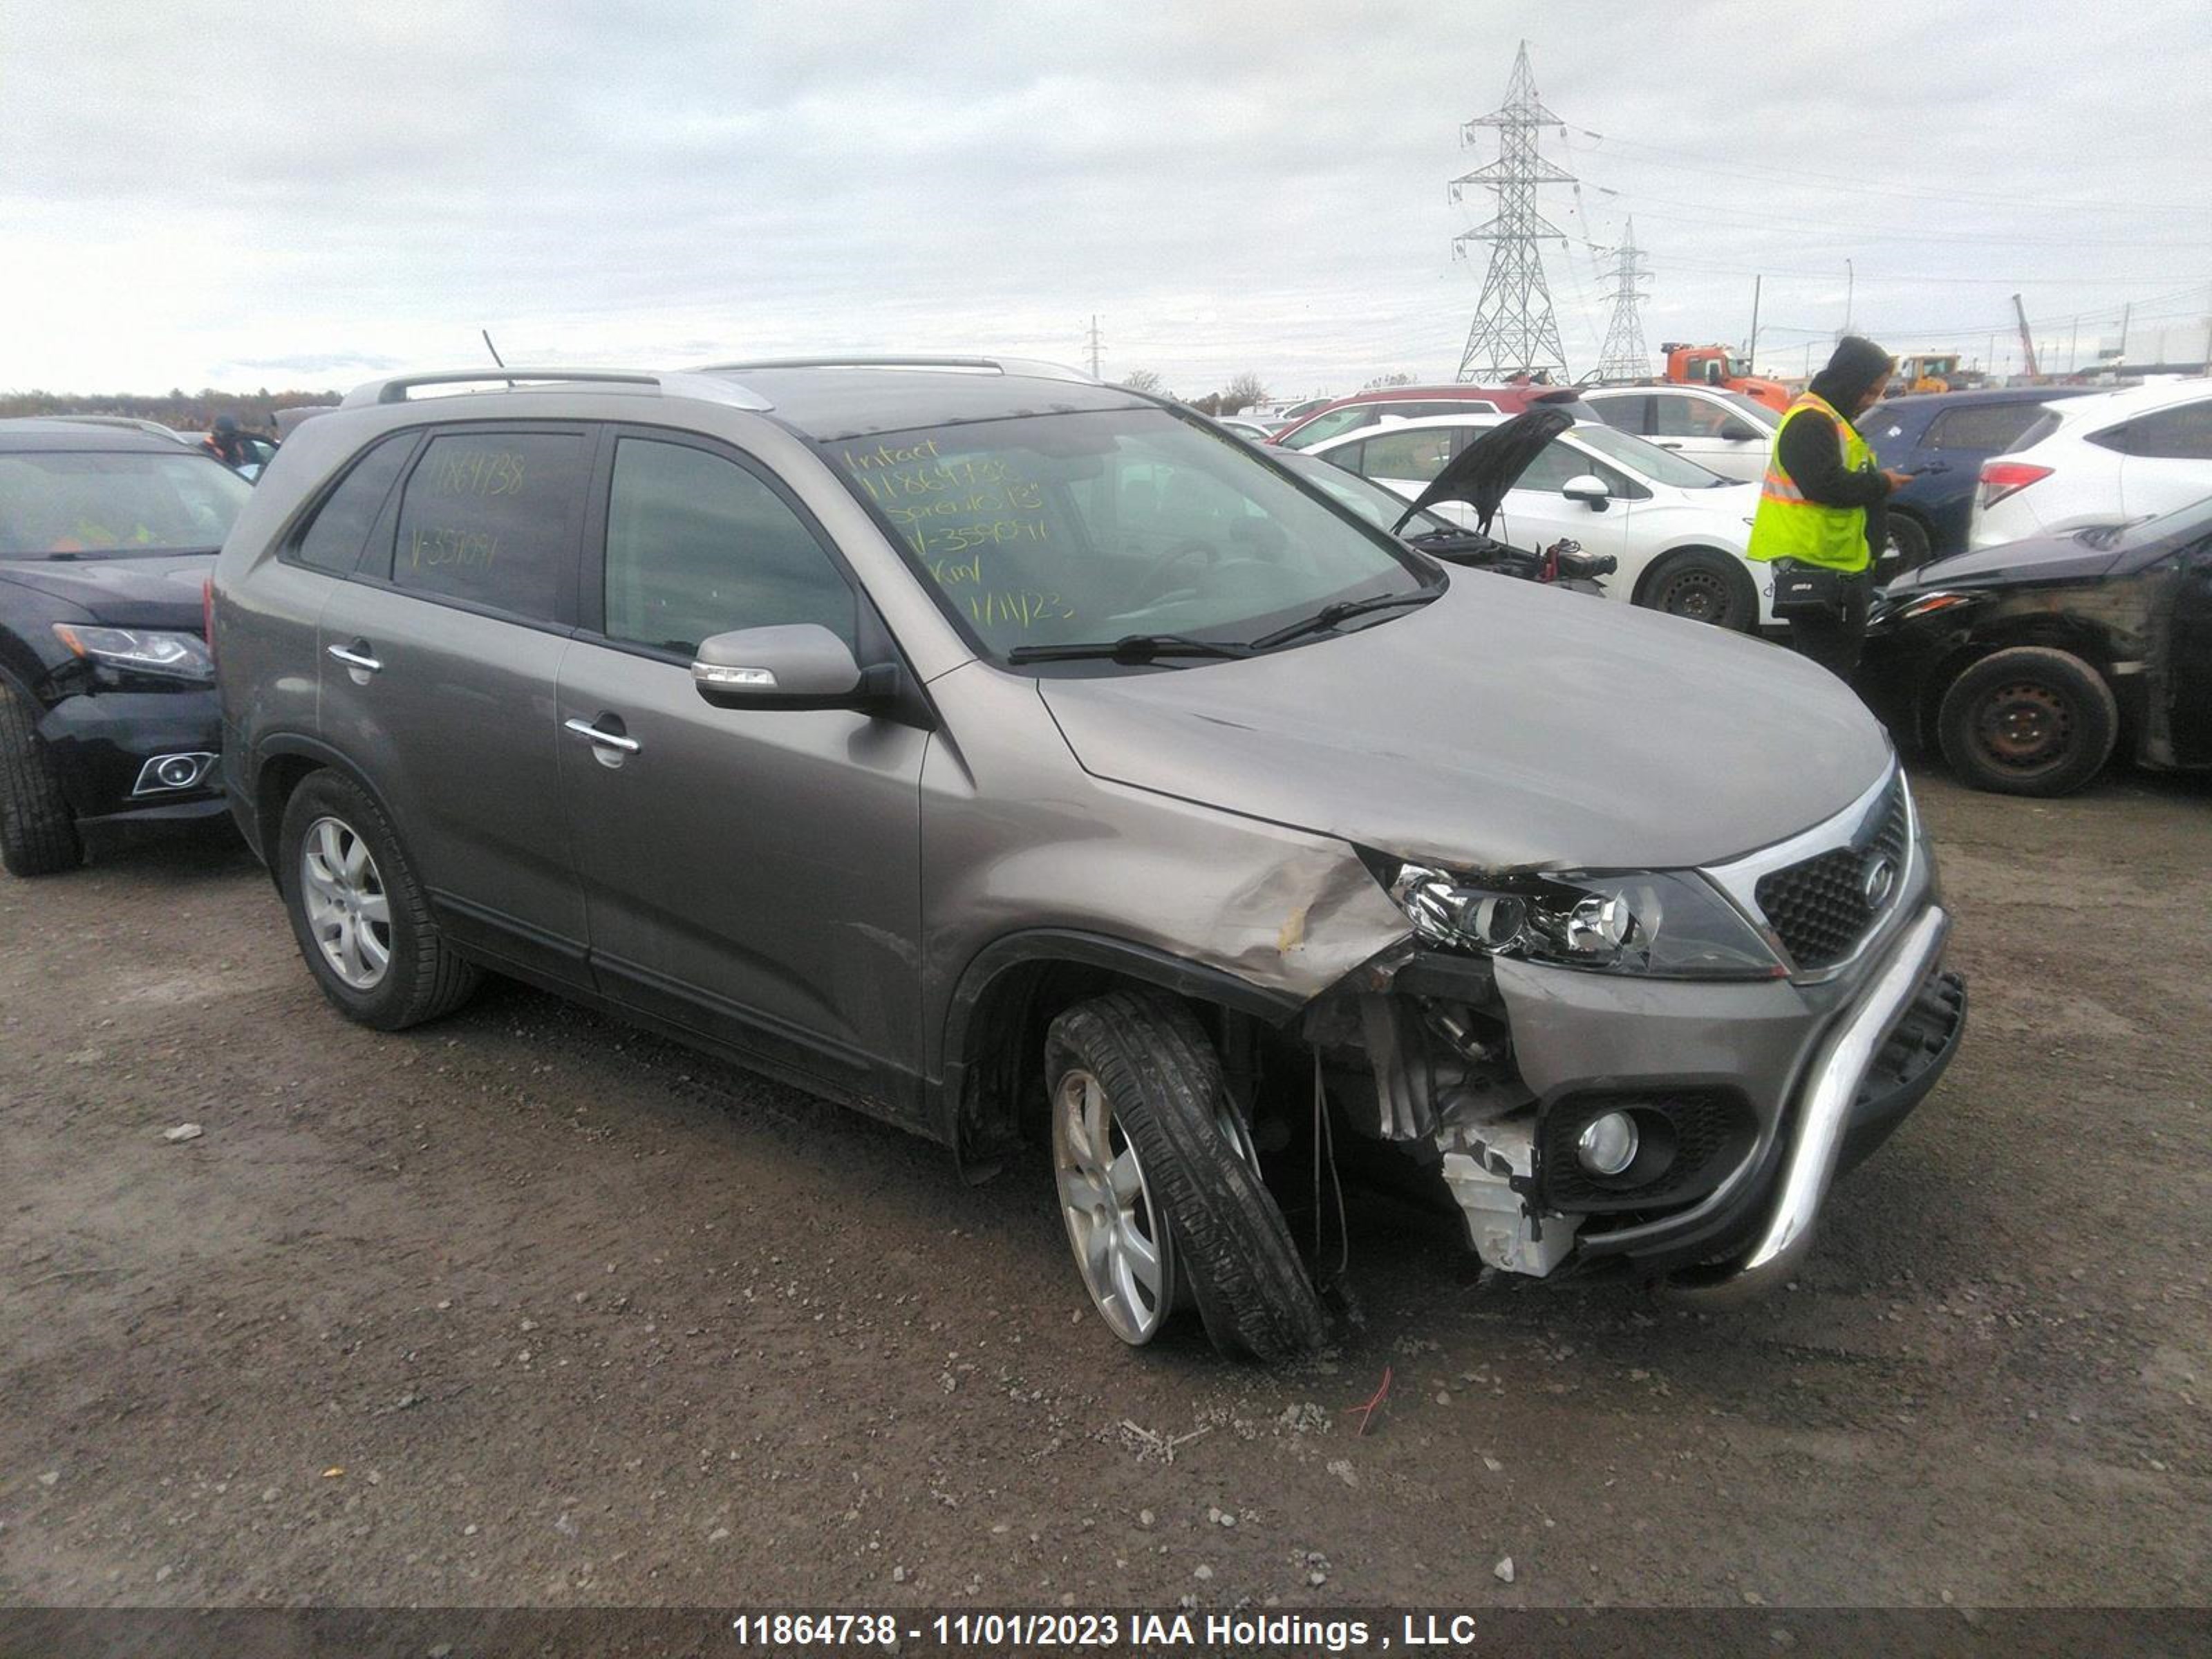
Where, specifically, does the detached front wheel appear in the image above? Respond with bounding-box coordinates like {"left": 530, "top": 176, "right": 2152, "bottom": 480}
{"left": 1047, "top": 991, "right": 1327, "bottom": 1361}
{"left": 1936, "top": 646, "right": 2119, "bottom": 797}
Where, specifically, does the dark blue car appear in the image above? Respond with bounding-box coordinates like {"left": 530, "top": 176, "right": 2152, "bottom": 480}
{"left": 1860, "top": 388, "right": 2094, "bottom": 568}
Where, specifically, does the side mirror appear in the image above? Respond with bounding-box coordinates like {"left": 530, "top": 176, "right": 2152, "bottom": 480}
{"left": 692, "top": 624, "right": 888, "bottom": 713}
{"left": 1561, "top": 474, "right": 1611, "bottom": 510}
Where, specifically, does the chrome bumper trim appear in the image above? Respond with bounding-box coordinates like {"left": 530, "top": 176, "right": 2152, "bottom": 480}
{"left": 1667, "top": 903, "right": 1951, "bottom": 1305}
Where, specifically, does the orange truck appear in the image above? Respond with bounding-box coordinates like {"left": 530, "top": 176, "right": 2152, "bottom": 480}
{"left": 1660, "top": 344, "right": 1792, "bottom": 412}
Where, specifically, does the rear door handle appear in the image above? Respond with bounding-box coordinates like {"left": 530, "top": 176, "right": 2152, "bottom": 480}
{"left": 327, "top": 641, "right": 382, "bottom": 673}
{"left": 1657, "top": 441, "right": 1685, "bottom": 451}
{"left": 564, "top": 717, "right": 641, "bottom": 755}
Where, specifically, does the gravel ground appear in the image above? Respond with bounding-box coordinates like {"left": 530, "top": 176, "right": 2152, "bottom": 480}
{"left": 1, "top": 763, "right": 2207, "bottom": 1611}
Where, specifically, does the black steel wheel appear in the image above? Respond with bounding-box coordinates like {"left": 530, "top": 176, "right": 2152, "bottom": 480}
{"left": 1936, "top": 646, "right": 2119, "bottom": 798}
{"left": 1642, "top": 547, "right": 1757, "bottom": 631}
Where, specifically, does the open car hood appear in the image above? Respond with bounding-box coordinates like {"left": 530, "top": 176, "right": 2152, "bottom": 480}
{"left": 1391, "top": 405, "right": 1574, "bottom": 536}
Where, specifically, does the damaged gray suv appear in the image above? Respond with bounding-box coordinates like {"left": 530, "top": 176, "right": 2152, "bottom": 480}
{"left": 212, "top": 359, "right": 1966, "bottom": 1360}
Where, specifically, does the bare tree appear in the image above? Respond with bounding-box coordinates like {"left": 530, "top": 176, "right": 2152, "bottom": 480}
{"left": 1362, "top": 371, "right": 1417, "bottom": 389}
{"left": 1220, "top": 372, "right": 1268, "bottom": 414}
{"left": 1117, "top": 368, "right": 1164, "bottom": 395}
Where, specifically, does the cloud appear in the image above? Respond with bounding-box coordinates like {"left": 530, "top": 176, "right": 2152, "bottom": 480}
{"left": 1, "top": 0, "right": 2206, "bottom": 393}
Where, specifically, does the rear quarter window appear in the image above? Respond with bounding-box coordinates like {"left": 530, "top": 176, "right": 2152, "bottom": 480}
{"left": 387, "top": 431, "right": 588, "bottom": 622}
{"left": 288, "top": 435, "right": 415, "bottom": 575}
{"left": 1925, "top": 402, "right": 2054, "bottom": 454}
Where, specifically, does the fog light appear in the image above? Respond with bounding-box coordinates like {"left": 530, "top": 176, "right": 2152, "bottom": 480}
{"left": 1575, "top": 1112, "right": 1639, "bottom": 1177}
{"left": 156, "top": 756, "right": 200, "bottom": 787}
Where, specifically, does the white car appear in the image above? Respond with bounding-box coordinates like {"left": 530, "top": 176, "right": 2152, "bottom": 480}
{"left": 1969, "top": 378, "right": 2212, "bottom": 549}
{"left": 1306, "top": 414, "right": 1771, "bottom": 629}
{"left": 1581, "top": 385, "right": 1779, "bottom": 482}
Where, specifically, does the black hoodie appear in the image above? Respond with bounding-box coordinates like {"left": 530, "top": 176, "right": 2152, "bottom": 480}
{"left": 1774, "top": 336, "right": 1895, "bottom": 536}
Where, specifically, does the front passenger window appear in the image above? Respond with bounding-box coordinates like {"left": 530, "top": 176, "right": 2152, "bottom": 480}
{"left": 603, "top": 439, "right": 855, "bottom": 656}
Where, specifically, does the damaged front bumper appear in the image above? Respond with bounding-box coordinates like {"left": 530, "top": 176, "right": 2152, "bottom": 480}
{"left": 1309, "top": 894, "right": 1965, "bottom": 1298}
{"left": 1668, "top": 904, "right": 1958, "bottom": 1300}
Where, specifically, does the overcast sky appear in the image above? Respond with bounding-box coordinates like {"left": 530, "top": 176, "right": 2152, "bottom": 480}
{"left": 3, "top": 0, "right": 2209, "bottom": 399}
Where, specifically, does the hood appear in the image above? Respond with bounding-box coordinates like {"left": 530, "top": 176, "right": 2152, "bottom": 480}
{"left": 0, "top": 552, "right": 214, "bottom": 629}
{"left": 1039, "top": 577, "right": 1891, "bottom": 872}
{"left": 1394, "top": 406, "right": 1573, "bottom": 535}
{"left": 1889, "top": 529, "right": 2123, "bottom": 592}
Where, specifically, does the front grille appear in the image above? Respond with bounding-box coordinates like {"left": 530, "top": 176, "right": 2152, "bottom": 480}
{"left": 1537, "top": 1089, "right": 1756, "bottom": 1214}
{"left": 1754, "top": 782, "right": 1910, "bottom": 971}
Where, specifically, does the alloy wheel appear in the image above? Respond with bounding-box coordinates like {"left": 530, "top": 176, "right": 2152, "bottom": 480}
{"left": 1054, "top": 1067, "right": 1177, "bottom": 1344}
{"left": 300, "top": 815, "right": 392, "bottom": 990}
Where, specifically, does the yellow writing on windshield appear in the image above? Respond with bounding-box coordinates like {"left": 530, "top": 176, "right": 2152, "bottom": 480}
{"left": 966, "top": 590, "right": 1073, "bottom": 630}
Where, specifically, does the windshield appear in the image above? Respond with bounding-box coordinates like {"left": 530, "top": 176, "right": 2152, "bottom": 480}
{"left": 1571, "top": 424, "right": 1736, "bottom": 489}
{"left": 1269, "top": 448, "right": 1458, "bottom": 538}
{"left": 826, "top": 409, "right": 1431, "bottom": 659}
{"left": 0, "top": 449, "right": 252, "bottom": 557}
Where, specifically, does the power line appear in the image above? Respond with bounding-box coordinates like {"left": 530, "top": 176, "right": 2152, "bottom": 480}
{"left": 1592, "top": 191, "right": 2212, "bottom": 251}
{"left": 1570, "top": 129, "right": 2195, "bottom": 217}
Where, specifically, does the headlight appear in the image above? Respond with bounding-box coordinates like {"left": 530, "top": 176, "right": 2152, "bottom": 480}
{"left": 52, "top": 624, "right": 214, "bottom": 683}
{"left": 1871, "top": 588, "right": 1980, "bottom": 627}
{"left": 1377, "top": 859, "right": 1785, "bottom": 980}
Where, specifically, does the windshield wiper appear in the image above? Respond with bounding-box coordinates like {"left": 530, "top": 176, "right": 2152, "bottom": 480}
{"left": 1248, "top": 588, "right": 1438, "bottom": 652}
{"left": 1006, "top": 632, "right": 1255, "bottom": 666}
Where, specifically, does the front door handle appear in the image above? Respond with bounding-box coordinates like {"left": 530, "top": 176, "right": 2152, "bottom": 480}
{"left": 328, "top": 641, "right": 382, "bottom": 673}
{"left": 1657, "top": 440, "right": 1685, "bottom": 451}
{"left": 564, "top": 717, "right": 641, "bottom": 755}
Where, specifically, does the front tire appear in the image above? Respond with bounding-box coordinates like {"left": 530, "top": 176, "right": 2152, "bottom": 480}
{"left": 277, "top": 770, "right": 480, "bottom": 1028}
{"left": 1046, "top": 991, "right": 1327, "bottom": 1362}
{"left": 0, "top": 684, "right": 82, "bottom": 877}
{"left": 1641, "top": 547, "right": 1758, "bottom": 631}
{"left": 1936, "top": 646, "right": 2119, "bottom": 797}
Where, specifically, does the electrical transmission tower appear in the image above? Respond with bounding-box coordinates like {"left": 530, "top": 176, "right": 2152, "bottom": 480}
{"left": 1084, "top": 315, "right": 1104, "bottom": 379}
{"left": 1592, "top": 218, "right": 1653, "bottom": 384}
{"left": 1452, "top": 41, "right": 1573, "bottom": 384}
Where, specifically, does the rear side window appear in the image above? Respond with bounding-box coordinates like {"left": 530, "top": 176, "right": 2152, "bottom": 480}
{"left": 2101, "top": 400, "right": 2212, "bottom": 460}
{"left": 1924, "top": 402, "right": 2052, "bottom": 454}
{"left": 1281, "top": 407, "right": 1381, "bottom": 449}
{"left": 389, "top": 431, "right": 586, "bottom": 621}
{"left": 602, "top": 438, "right": 854, "bottom": 655}
{"left": 1591, "top": 396, "right": 1650, "bottom": 435}
{"left": 290, "top": 436, "right": 413, "bottom": 574}
{"left": 1356, "top": 428, "right": 1456, "bottom": 483}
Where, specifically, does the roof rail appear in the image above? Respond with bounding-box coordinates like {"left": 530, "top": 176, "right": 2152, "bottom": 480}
{"left": 338, "top": 367, "right": 772, "bottom": 411}
{"left": 699, "top": 355, "right": 1098, "bottom": 385}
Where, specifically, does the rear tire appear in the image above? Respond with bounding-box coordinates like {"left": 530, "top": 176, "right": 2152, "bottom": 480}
{"left": 1641, "top": 547, "right": 1758, "bottom": 631}
{"left": 1881, "top": 512, "right": 1932, "bottom": 579}
{"left": 1936, "top": 646, "right": 2118, "bottom": 797}
{"left": 1045, "top": 991, "right": 1327, "bottom": 1362}
{"left": 277, "top": 770, "right": 480, "bottom": 1028}
{"left": 0, "top": 684, "right": 83, "bottom": 877}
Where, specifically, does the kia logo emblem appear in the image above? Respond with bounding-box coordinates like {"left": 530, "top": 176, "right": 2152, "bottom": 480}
{"left": 1861, "top": 855, "right": 1897, "bottom": 910}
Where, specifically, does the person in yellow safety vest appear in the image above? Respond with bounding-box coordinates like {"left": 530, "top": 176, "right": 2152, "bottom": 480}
{"left": 1745, "top": 335, "right": 1913, "bottom": 676}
